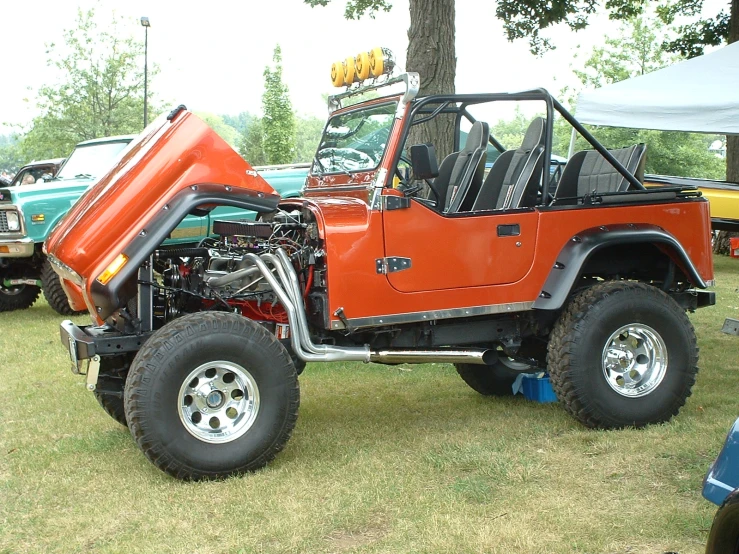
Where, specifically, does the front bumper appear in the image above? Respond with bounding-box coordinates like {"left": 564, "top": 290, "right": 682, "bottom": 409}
{"left": 703, "top": 417, "right": 739, "bottom": 506}
{"left": 0, "top": 237, "right": 34, "bottom": 258}
{"left": 60, "top": 319, "right": 152, "bottom": 390}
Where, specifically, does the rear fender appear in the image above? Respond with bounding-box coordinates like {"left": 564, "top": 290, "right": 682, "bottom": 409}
{"left": 533, "top": 223, "right": 706, "bottom": 310}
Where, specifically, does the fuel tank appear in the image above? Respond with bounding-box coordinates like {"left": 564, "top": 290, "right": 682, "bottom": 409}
{"left": 44, "top": 107, "right": 280, "bottom": 321}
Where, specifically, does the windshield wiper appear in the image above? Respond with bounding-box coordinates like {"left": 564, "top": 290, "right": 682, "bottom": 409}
{"left": 74, "top": 173, "right": 95, "bottom": 179}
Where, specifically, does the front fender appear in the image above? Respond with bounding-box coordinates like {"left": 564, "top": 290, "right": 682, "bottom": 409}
{"left": 533, "top": 223, "right": 707, "bottom": 310}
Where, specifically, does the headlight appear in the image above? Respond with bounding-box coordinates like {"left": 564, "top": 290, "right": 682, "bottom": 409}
{"left": 5, "top": 211, "right": 20, "bottom": 231}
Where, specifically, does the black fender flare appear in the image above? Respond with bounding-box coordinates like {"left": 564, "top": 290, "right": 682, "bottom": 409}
{"left": 91, "top": 183, "right": 280, "bottom": 319}
{"left": 533, "top": 223, "right": 706, "bottom": 310}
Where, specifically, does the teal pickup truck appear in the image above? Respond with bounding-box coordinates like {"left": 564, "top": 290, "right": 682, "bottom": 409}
{"left": 0, "top": 136, "right": 307, "bottom": 314}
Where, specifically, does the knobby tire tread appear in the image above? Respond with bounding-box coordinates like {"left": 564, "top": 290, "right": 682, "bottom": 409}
{"left": 547, "top": 280, "right": 698, "bottom": 429}
{"left": 124, "top": 312, "right": 300, "bottom": 480}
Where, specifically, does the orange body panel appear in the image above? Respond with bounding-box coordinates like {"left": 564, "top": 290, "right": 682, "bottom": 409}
{"left": 291, "top": 190, "right": 713, "bottom": 328}
{"left": 45, "top": 111, "right": 276, "bottom": 320}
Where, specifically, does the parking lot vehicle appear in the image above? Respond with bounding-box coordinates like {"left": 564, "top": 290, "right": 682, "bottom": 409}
{"left": 0, "top": 137, "right": 304, "bottom": 315}
{"left": 47, "top": 52, "right": 715, "bottom": 480}
{"left": 0, "top": 136, "right": 134, "bottom": 314}
{"left": 703, "top": 417, "right": 739, "bottom": 553}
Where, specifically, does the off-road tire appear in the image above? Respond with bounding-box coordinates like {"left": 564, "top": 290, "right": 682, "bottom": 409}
{"left": 41, "top": 258, "right": 84, "bottom": 315}
{"left": 455, "top": 355, "right": 535, "bottom": 396}
{"left": 93, "top": 355, "right": 134, "bottom": 427}
{"left": 548, "top": 281, "right": 698, "bottom": 429}
{"left": 0, "top": 282, "right": 40, "bottom": 312}
{"left": 124, "top": 312, "right": 300, "bottom": 480}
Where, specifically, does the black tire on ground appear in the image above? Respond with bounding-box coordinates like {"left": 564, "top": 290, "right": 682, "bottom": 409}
{"left": 41, "top": 258, "right": 84, "bottom": 315}
{"left": 93, "top": 355, "right": 134, "bottom": 427}
{"left": 455, "top": 353, "right": 536, "bottom": 396}
{"left": 548, "top": 280, "right": 698, "bottom": 429}
{"left": 0, "top": 281, "right": 40, "bottom": 312}
{"left": 705, "top": 490, "right": 739, "bottom": 554}
{"left": 124, "top": 312, "right": 300, "bottom": 480}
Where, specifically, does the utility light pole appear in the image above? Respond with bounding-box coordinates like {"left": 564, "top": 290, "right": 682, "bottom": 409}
{"left": 141, "top": 16, "right": 151, "bottom": 128}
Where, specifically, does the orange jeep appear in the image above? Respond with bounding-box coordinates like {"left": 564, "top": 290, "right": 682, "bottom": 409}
{"left": 45, "top": 63, "right": 715, "bottom": 480}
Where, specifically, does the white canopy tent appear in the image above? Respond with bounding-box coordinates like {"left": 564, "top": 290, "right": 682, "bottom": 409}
{"left": 574, "top": 41, "right": 739, "bottom": 136}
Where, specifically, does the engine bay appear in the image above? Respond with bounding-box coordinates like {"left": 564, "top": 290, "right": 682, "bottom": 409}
{"left": 146, "top": 209, "right": 324, "bottom": 332}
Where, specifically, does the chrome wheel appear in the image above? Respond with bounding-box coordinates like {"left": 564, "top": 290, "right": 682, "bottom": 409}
{"left": 178, "top": 361, "right": 260, "bottom": 444}
{"left": 602, "top": 324, "right": 667, "bottom": 398}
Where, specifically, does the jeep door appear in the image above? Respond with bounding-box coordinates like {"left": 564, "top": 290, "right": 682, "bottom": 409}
{"left": 381, "top": 200, "right": 539, "bottom": 293}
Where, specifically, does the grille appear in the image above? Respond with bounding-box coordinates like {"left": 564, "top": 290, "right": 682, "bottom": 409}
{"left": 212, "top": 219, "right": 272, "bottom": 238}
{"left": 0, "top": 211, "right": 9, "bottom": 233}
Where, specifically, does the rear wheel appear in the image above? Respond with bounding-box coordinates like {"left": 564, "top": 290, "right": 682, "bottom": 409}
{"left": 124, "top": 312, "right": 300, "bottom": 480}
{"left": 455, "top": 350, "right": 536, "bottom": 396}
{"left": 548, "top": 281, "right": 698, "bottom": 429}
{"left": 0, "top": 267, "right": 40, "bottom": 312}
{"left": 41, "top": 258, "right": 84, "bottom": 315}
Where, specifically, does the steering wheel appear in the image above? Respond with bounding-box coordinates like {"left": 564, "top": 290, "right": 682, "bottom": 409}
{"left": 317, "top": 147, "right": 374, "bottom": 172}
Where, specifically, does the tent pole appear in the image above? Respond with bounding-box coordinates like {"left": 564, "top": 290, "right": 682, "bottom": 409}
{"left": 567, "top": 127, "right": 577, "bottom": 158}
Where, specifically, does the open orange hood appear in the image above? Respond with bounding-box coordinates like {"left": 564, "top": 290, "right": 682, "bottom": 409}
{"left": 45, "top": 107, "right": 280, "bottom": 320}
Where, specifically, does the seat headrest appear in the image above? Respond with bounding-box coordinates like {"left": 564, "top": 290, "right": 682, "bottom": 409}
{"left": 464, "top": 121, "right": 489, "bottom": 153}
{"left": 521, "top": 117, "right": 545, "bottom": 151}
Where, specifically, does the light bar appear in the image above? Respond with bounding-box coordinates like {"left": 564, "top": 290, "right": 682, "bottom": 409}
{"left": 330, "top": 47, "right": 396, "bottom": 88}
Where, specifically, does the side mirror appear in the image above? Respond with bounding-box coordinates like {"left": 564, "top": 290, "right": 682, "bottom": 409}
{"left": 409, "top": 143, "right": 439, "bottom": 180}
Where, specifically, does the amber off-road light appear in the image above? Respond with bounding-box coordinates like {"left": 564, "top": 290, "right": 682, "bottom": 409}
{"left": 96, "top": 253, "right": 129, "bottom": 285}
{"left": 330, "top": 47, "right": 396, "bottom": 87}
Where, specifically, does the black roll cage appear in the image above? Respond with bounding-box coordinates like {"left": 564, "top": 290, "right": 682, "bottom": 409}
{"left": 395, "top": 89, "right": 645, "bottom": 199}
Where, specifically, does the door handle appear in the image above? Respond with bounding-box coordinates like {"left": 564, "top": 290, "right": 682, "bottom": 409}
{"left": 497, "top": 224, "right": 520, "bottom": 237}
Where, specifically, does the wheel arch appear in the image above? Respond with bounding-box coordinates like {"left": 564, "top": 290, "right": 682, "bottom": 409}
{"left": 533, "top": 223, "right": 706, "bottom": 310}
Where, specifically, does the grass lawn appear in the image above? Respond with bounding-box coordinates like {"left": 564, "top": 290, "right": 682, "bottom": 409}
{"left": 1, "top": 256, "right": 737, "bottom": 554}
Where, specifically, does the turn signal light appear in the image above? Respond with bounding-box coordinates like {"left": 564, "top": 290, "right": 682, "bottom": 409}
{"left": 96, "top": 253, "right": 128, "bottom": 285}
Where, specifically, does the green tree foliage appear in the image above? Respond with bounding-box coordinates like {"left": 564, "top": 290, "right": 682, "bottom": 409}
{"left": 20, "top": 8, "right": 156, "bottom": 161}
{"left": 262, "top": 45, "right": 295, "bottom": 165}
{"left": 497, "top": 0, "right": 735, "bottom": 57}
{"left": 293, "top": 116, "right": 325, "bottom": 163}
{"left": 239, "top": 118, "right": 267, "bottom": 166}
{"left": 0, "top": 135, "right": 24, "bottom": 174}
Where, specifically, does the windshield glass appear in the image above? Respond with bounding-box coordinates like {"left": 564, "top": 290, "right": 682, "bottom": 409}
{"left": 312, "top": 102, "right": 397, "bottom": 175}
{"left": 56, "top": 140, "right": 130, "bottom": 180}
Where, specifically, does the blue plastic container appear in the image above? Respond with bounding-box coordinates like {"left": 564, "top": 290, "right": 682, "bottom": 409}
{"left": 521, "top": 374, "right": 558, "bottom": 403}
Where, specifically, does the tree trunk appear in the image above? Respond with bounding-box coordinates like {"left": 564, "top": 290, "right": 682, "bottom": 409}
{"left": 714, "top": 0, "right": 739, "bottom": 255}
{"left": 405, "top": 0, "right": 456, "bottom": 161}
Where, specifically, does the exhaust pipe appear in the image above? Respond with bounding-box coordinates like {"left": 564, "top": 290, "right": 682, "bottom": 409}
{"left": 369, "top": 348, "right": 496, "bottom": 365}
{"left": 246, "top": 249, "right": 496, "bottom": 367}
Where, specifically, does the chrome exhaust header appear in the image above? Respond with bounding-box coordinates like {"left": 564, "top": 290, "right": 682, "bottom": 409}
{"left": 246, "top": 249, "right": 494, "bottom": 366}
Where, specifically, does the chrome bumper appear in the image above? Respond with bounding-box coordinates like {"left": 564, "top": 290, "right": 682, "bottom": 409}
{"left": 0, "top": 237, "right": 34, "bottom": 257}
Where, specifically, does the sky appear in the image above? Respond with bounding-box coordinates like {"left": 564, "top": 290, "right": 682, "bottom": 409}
{"left": 0, "top": 0, "right": 728, "bottom": 131}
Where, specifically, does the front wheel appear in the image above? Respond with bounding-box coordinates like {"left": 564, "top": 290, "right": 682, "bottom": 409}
{"left": 548, "top": 281, "right": 698, "bottom": 429}
{"left": 124, "top": 312, "right": 300, "bottom": 480}
{"left": 0, "top": 266, "right": 40, "bottom": 312}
